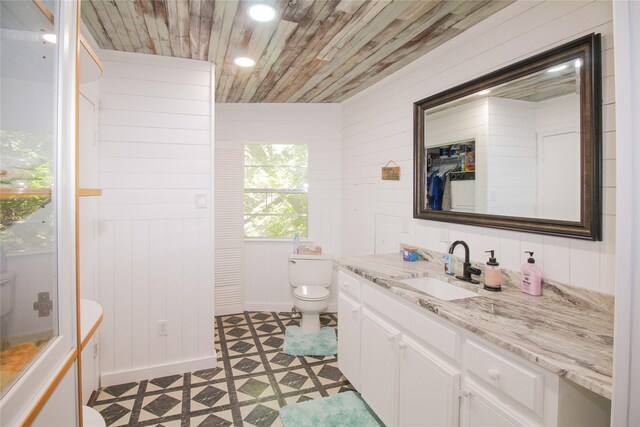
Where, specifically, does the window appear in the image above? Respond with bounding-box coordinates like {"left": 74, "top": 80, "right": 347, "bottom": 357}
{"left": 244, "top": 143, "right": 308, "bottom": 238}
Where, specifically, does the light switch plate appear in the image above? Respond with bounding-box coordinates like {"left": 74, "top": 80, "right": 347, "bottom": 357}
{"left": 195, "top": 192, "right": 207, "bottom": 209}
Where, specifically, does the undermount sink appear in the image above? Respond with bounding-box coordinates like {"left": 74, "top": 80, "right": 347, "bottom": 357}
{"left": 400, "top": 277, "right": 480, "bottom": 301}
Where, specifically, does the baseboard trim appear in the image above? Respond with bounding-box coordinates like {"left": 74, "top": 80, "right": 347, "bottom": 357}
{"left": 100, "top": 354, "right": 217, "bottom": 387}
{"left": 215, "top": 305, "right": 245, "bottom": 316}
{"left": 243, "top": 302, "right": 337, "bottom": 313}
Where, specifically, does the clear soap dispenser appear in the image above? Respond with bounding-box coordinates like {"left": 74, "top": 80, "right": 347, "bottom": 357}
{"left": 483, "top": 250, "right": 502, "bottom": 292}
{"left": 521, "top": 251, "right": 542, "bottom": 296}
{"left": 293, "top": 232, "right": 300, "bottom": 254}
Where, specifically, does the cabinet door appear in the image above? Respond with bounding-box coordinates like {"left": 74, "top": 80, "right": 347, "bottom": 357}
{"left": 337, "top": 293, "right": 361, "bottom": 388}
{"left": 361, "top": 309, "right": 399, "bottom": 427}
{"left": 459, "top": 386, "right": 523, "bottom": 427}
{"left": 398, "top": 336, "right": 460, "bottom": 427}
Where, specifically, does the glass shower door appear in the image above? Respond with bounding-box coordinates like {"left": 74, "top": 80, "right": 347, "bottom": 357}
{"left": 0, "top": 0, "right": 59, "bottom": 397}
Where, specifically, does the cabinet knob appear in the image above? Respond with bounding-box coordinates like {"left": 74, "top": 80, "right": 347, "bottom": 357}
{"left": 487, "top": 368, "right": 500, "bottom": 380}
{"left": 387, "top": 333, "right": 398, "bottom": 342}
{"left": 340, "top": 283, "right": 349, "bottom": 290}
{"left": 398, "top": 341, "right": 407, "bottom": 350}
{"left": 460, "top": 387, "right": 472, "bottom": 398}
{"left": 350, "top": 307, "right": 358, "bottom": 315}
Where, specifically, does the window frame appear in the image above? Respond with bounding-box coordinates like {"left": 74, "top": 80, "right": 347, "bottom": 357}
{"left": 243, "top": 143, "right": 309, "bottom": 240}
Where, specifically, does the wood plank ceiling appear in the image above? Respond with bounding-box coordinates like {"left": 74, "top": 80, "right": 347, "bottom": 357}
{"left": 81, "top": 0, "right": 514, "bottom": 103}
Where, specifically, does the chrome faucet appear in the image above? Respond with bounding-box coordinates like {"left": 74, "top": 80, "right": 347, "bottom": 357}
{"left": 448, "top": 240, "right": 481, "bottom": 284}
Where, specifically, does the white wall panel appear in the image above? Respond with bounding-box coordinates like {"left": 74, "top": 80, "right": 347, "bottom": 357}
{"left": 100, "top": 77, "right": 211, "bottom": 101}
{"left": 100, "top": 93, "right": 210, "bottom": 115}
{"left": 131, "top": 220, "right": 150, "bottom": 368}
{"left": 100, "top": 109, "right": 210, "bottom": 130}
{"left": 98, "top": 51, "right": 214, "bottom": 385}
{"left": 165, "top": 219, "right": 184, "bottom": 362}
{"left": 99, "top": 58, "right": 210, "bottom": 85}
{"left": 100, "top": 142, "right": 210, "bottom": 159}
{"left": 215, "top": 104, "right": 342, "bottom": 311}
{"left": 341, "top": 0, "right": 616, "bottom": 294}
{"left": 100, "top": 158, "right": 210, "bottom": 174}
{"left": 181, "top": 219, "right": 199, "bottom": 359}
{"left": 100, "top": 125, "right": 210, "bottom": 145}
{"left": 98, "top": 221, "right": 115, "bottom": 374}
{"left": 114, "top": 221, "right": 133, "bottom": 371}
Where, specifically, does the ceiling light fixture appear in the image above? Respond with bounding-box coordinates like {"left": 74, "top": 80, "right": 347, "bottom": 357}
{"left": 248, "top": 4, "right": 277, "bottom": 22}
{"left": 574, "top": 59, "right": 583, "bottom": 68}
{"left": 547, "top": 64, "right": 568, "bottom": 73}
{"left": 234, "top": 57, "right": 256, "bottom": 67}
{"left": 42, "top": 33, "right": 57, "bottom": 44}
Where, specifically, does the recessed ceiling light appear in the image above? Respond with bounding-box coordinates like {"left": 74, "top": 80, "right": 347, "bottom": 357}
{"left": 547, "top": 64, "right": 568, "bottom": 73}
{"left": 248, "top": 4, "right": 277, "bottom": 22}
{"left": 574, "top": 59, "right": 583, "bottom": 68}
{"left": 42, "top": 33, "right": 57, "bottom": 44}
{"left": 234, "top": 57, "right": 256, "bottom": 67}
{"left": 477, "top": 89, "right": 490, "bottom": 96}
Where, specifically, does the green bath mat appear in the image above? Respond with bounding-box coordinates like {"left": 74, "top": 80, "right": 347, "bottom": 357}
{"left": 280, "top": 391, "right": 382, "bottom": 427}
{"left": 283, "top": 326, "right": 337, "bottom": 356}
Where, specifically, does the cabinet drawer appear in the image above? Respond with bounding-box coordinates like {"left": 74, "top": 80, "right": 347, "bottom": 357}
{"left": 338, "top": 270, "right": 361, "bottom": 300}
{"left": 363, "top": 284, "right": 458, "bottom": 361}
{"left": 464, "top": 339, "right": 544, "bottom": 416}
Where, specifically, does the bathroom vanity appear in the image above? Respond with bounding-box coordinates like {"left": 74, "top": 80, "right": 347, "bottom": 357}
{"left": 336, "top": 253, "right": 612, "bottom": 427}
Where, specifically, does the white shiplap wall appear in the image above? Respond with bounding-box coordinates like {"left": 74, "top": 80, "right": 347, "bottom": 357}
{"left": 341, "top": 0, "right": 616, "bottom": 294}
{"left": 487, "top": 97, "right": 538, "bottom": 217}
{"left": 215, "top": 104, "right": 342, "bottom": 312}
{"left": 98, "top": 51, "right": 215, "bottom": 385}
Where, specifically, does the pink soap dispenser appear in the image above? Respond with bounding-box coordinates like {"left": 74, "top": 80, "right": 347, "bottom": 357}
{"left": 520, "top": 251, "right": 542, "bottom": 296}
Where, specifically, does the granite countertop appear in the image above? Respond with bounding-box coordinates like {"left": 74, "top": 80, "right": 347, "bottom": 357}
{"left": 337, "top": 253, "right": 614, "bottom": 399}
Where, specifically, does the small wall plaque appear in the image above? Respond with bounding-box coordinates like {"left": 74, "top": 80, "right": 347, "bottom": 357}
{"left": 381, "top": 161, "right": 400, "bottom": 181}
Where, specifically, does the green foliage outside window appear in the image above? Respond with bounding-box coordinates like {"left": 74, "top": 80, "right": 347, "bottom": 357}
{"left": 0, "top": 131, "right": 55, "bottom": 251}
{"left": 244, "top": 144, "right": 308, "bottom": 239}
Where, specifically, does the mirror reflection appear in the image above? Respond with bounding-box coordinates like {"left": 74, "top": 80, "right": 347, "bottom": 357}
{"left": 423, "top": 58, "right": 582, "bottom": 221}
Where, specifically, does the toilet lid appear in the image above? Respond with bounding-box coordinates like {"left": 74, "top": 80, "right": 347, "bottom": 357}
{"left": 294, "top": 285, "right": 329, "bottom": 301}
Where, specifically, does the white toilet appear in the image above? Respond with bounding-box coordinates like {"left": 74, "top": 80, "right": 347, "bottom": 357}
{"left": 288, "top": 254, "right": 333, "bottom": 334}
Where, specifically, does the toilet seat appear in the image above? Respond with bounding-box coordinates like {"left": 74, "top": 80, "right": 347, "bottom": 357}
{"left": 294, "top": 285, "right": 329, "bottom": 301}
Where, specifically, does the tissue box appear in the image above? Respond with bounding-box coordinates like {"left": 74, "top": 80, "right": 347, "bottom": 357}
{"left": 300, "top": 245, "right": 322, "bottom": 255}
{"left": 403, "top": 246, "right": 419, "bottom": 262}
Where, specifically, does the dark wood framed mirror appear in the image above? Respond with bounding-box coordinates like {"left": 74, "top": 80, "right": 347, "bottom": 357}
{"left": 413, "top": 33, "right": 602, "bottom": 240}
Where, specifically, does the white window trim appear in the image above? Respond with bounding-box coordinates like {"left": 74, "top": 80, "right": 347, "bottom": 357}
{"left": 243, "top": 143, "right": 309, "bottom": 240}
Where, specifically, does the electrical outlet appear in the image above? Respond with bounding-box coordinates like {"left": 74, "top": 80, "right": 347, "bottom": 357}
{"left": 157, "top": 320, "right": 168, "bottom": 336}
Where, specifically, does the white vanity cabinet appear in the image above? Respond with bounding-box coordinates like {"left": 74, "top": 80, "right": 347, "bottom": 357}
{"left": 361, "top": 309, "right": 399, "bottom": 426}
{"left": 336, "top": 267, "right": 611, "bottom": 427}
{"left": 460, "top": 385, "right": 522, "bottom": 427}
{"left": 337, "top": 270, "right": 363, "bottom": 389}
{"left": 398, "top": 334, "right": 460, "bottom": 427}
{"left": 359, "top": 306, "right": 461, "bottom": 427}
{"left": 337, "top": 293, "right": 361, "bottom": 388}
{"left": 339, "top": 269, "right": 461, "bottom": 427}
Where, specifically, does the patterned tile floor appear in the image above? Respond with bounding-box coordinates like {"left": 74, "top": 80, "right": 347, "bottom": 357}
{"left": 89, "top": 312, "right": 355, "bottom": 426}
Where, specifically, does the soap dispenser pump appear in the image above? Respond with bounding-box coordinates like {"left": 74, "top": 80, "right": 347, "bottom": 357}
{"left": 483, "top": 250, "right": 502, "bottom": 292}
{"left": 520, "top": 251, "right": 542, "bottom": 296}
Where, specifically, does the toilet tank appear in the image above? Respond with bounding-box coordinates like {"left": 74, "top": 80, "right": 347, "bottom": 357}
{"left": 288, "top": 254, "right": 333, "bottom": 288}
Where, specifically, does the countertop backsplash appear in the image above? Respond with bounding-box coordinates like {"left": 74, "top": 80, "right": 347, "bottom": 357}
{"left": 404, "top": 243, "right": 614, "bottom": 313}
